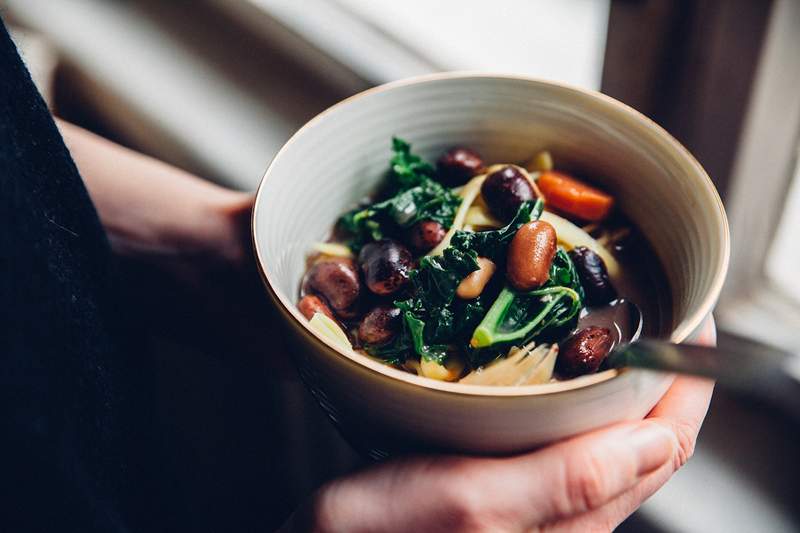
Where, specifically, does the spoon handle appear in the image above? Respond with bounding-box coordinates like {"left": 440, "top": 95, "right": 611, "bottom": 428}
{"left": 608, "top": 338, "right": 800, "bottom": 416}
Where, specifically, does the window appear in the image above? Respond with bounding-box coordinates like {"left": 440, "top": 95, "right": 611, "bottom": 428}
{"left": 241, "top": 0, "right": 610, "bottom": 89}
{"left": 766, "top": 151, "right": 800, "bottom": 305}
{"left": 715, "top": 0, "right": 800, "bottom": 350}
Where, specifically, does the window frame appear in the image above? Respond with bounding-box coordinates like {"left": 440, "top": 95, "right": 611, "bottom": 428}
{"left": 714, "top": 0, "right": 800, "bottom": 351}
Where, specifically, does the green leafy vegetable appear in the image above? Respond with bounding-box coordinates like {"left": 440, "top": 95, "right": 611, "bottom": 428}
{"left": 368, "top": 199, "right": 552, "bottom": 365}
{"left": 469, "top": 248, "right": 584, "bottom": 352}
{"left": 390, "top": 137, "right": 435, "bottom": 189}
{"left": 339, "top": 138, "right": 461, "bottom": 250}
{"left": 359, "top": 152, "right": 584, "bottom": 370}
{"left": 383, "top": 247, "right": 481, "bottom": 363}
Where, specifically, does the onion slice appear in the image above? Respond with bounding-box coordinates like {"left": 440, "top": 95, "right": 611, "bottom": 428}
{"left": 308, "top": 312, "right": 352, "bottom": 351}
{"left": 427, "top": 173, "right": 486, "bottom": 256}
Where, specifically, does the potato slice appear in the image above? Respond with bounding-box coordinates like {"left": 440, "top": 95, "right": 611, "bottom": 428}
{"left": 311, "top": 242, "right": 353, "bottom": 259}
{"left": 525, "top": 150, "right": 554, "bottom": 173}
{"left": 420, "top": 357, "right": 464, "bottom": 381}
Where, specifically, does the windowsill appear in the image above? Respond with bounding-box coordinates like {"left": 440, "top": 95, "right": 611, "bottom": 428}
{"left": 227, "top": 0, "right": 611, "bottom": 90}
{"left": 716, "top": 281, "right": 800, "bottom": 359}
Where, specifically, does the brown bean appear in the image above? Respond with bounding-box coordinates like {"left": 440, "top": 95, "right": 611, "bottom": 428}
{"left": 557, "top": 326, "right": 613, "bottom": 377}
{"left": 357, "top": 305, "right": 402, "bottom": 346}
{"left": 298, "top": 294, "right": 336, "bottom": 321}
{"left": 302, "top": 258, "right": 361, "bottom": 312}
{"left": 436, "top": 147, "right": 483, "bottom": 185}
{"left": 359, "top": 239, "right": 413, "bottom": 295}
{"left": 408, "top": 220, "right": 446, "bottom": 253}
{"left": 456, "top": 257, "right": 496, "bottom": 299}
{"left": 480, "top": 165, "right": 535, "bottom": 222}
{"left": 506, "top": 221, "right": 557, "bottom": 291}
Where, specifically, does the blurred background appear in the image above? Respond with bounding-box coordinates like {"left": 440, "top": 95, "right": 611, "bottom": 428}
{"left": 3, "top": 0, "right": 798, "bottom": 531}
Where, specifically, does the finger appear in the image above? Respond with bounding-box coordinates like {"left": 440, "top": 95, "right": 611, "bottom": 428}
{"left": 481, "top": 419, "right": 676, "bottom": 528}
{"left": 541, "top": 458, "right": 676, "bottom": 533}
{"left": 641, "top": 314, "right": 715, "bottom": 468}
{"left": 310, "top": 419, "right": 675, "bottom": 533}
{"left": 692, "top": 314, "right": 717, "bottom": 346}
{"left": 647, "top": 375, "right": 713, "bottom": 468}
{"left": 542, "top": 319, "right": 719, "bottom": 532}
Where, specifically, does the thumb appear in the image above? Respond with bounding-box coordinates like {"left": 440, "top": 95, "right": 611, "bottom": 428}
{"left": 492, "top": 420, "right": 677, "bottom": 527}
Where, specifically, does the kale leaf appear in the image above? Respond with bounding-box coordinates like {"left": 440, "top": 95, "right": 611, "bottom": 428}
{"left": 339, "top": 138, "right": 461, "bottom": 250}
{"left": 389, "top": 137, "right": 435, "bottom": 189}
{"left": 468, "top": 248, "right": 584, "bottom": 365}
{"left": 368, "top": 199, "right": 550, "bottom": 365}
{"left": 379, "top": 247, "right": 480, "bottom": 363}
{"left": 361, "top": 161, "right": 584, "bottom": 370}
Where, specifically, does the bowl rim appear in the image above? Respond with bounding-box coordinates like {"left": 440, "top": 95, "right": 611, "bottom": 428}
{"left": 252, "top": 71, "right": 730, "bottom": 398}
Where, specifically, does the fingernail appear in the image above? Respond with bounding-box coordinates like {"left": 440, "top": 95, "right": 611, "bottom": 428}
{"left": 628, "top": 422, "right": 675, "bottom": 476}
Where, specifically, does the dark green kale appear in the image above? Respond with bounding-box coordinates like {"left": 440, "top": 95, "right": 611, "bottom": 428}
{"left": 361, "top": 165, "right": 583, "bottom": 369}
{"left": 468, "top": 248, "right": 584, "bottom": 366}
{"left": 367, "top": 199, "right": 548, "bottom": 365}
{"left": 339, "top": 138, "right": 461, "bottom": 250}
{"left": 386, "top": 247, "right": 480, "bottom": 363}
{"left": 389, "top": 137, "right": 435, "bottom": 189}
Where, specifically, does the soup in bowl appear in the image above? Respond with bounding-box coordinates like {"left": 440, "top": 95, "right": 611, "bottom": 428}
{"left": 252, "top": 74, "right": 729, "bottom": 456}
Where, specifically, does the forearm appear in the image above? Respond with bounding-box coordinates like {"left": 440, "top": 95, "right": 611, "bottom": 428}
{"left": 57, "top": 119, "right": 252, "bottom": 267}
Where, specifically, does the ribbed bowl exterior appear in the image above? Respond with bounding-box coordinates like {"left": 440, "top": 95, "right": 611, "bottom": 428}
{"left": 253, "top": 74, "right": 729, "bottom": 455}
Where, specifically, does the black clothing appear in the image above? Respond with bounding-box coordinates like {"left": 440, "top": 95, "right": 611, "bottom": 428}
{"left": 0, "top": 21, "right": 163, "bottom": 532}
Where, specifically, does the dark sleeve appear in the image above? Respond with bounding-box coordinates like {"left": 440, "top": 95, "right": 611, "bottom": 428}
{"left": 0, "top": 20, "right": 171, "bottom": 533}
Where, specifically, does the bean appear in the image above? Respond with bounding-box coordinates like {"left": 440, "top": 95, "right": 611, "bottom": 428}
{"left": 557, "top": 326, "right": 613, "bottom": 377}
{"left": 298, "top": 294, "right": 335, "bottom": 321}
{"left": 506, "top": 221, "right": 557, "bottom": 291}
{"left": 357, "top": 305, "right": 402, "bottom": 346}
{"left": 359, "top": 239, "right": 413, "bottom": 295}
{"left": 302, "top": 258, "right": 361, "bottom": 314}
{"left": 456, "top": 257, "right": 496, "bottom": 299}
{"left": 569, "top": 246, "right": 617, "bottom": 306}
{"left": 480, "top": 165, "right": 535, "bottom": 222}
{"left": 408, "top": 220, "right": 446, "bottom": 254}
{"left": 436, "top": 147, "right": 484, "bottom": 185}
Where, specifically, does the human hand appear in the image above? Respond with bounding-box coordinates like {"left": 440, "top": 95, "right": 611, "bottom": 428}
{"left": 285, "top": 320, "right": 715, "bottom": 532}
{"left": 59, "top": 119, "right": 292, "bottom": 371}
{"left": 118, "top": 190, "right": 294, "bottom": 373}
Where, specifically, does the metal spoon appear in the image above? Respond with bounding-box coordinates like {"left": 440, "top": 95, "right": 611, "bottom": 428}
{"left": 607, "top": 300, "right": 800, "bottom": 415}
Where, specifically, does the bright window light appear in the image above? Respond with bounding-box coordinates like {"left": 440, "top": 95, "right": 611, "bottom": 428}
{"left": 766, "top": 145, "right": 800, "bottom": 303}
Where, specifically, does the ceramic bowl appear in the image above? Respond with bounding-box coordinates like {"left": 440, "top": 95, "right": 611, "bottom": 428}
{"left": 252, "top": 73, "right": 729, "bottom": 456}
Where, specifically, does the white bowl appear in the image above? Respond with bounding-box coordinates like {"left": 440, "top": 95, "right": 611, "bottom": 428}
{"left": 253, "top": 73, "right": 729, "bottom": 456}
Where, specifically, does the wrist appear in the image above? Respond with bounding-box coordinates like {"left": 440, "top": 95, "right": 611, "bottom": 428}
{"left": 199, "top": 188, "right": 253, "bottom": 268}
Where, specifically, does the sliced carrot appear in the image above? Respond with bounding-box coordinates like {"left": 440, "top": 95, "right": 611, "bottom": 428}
{"left": 537, "top": 171, "right": 614, "bottom": 222}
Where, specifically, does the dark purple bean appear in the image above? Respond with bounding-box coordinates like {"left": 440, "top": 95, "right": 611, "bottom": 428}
{"left": 569, "top": 246, "right": 617, "bottom": 306}
{"left": 302, "top": 258, "right": 361, "bottom": 314}
{"left": 557, "top": 326, "right": 613, "bottom": 377}
{"left": 480, "top": 165, "right": 535, "bottom": 222}
{"left": 436, "top": 147, "right": 484, "bottom": 185}
{"left": 408, "top": 220, "right": 446, "bottom": 254}
{"left": 358, "top": 239, "right": 413, "bottom": 296}
{"left": 358, "top": 305, "right": 402, "bottom": 346}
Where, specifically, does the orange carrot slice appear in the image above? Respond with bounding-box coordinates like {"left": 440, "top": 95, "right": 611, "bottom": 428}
{"left": 537, "top": 171, "right": 614, "bottom": 222}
